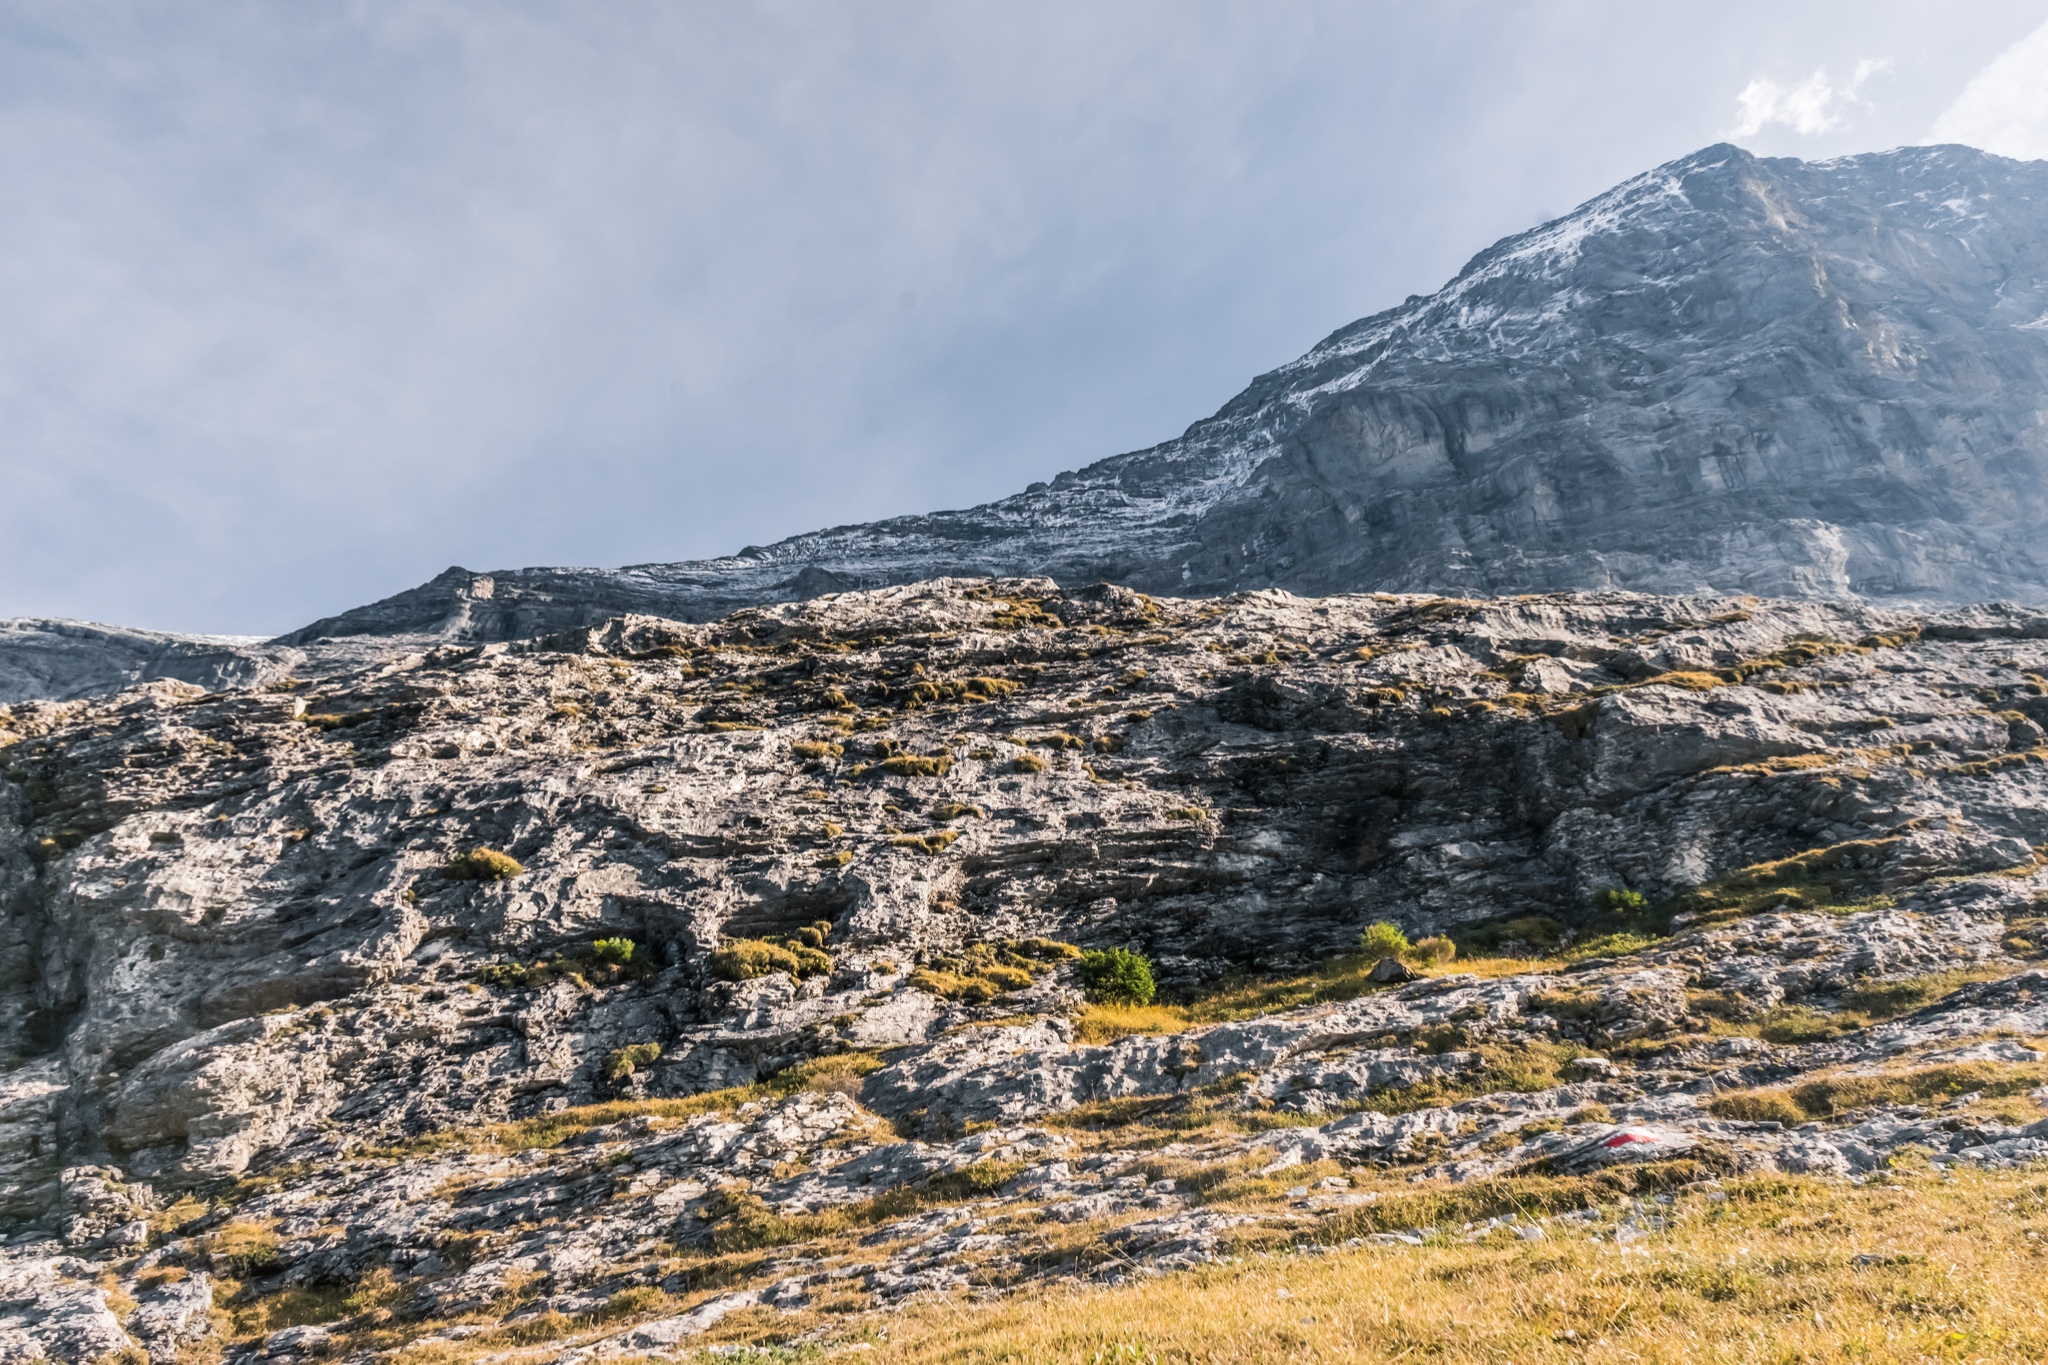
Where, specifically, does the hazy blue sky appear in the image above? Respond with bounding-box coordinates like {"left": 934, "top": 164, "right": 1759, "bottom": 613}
{"left": 3, "top": 2, "right": 2047, "bottom": 635}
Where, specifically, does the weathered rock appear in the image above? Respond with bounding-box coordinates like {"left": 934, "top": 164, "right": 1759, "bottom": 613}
{"left": 2, "top": 580, "right": 2048, "bottom": 1355}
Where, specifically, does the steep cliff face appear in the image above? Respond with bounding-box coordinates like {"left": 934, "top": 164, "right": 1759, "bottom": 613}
{"left": 271, "top": 142, "right": 2048, "bottom": 654}
{"left": 1186, "top": 143, "right": 2048, "bottom": 601}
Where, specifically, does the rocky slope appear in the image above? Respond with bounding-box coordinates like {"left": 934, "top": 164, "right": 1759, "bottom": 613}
{"left": 6, "top": 579, "right": 2048, "bottom": 1359}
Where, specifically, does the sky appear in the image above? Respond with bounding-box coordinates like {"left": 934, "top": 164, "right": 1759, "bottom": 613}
{"left": 2, "top": 3, "right": 2047, "bottom": 637}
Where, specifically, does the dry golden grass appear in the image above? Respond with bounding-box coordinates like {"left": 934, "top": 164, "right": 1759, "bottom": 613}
{"left": 868, "top": 1167, "right": 2048, "bottom": 1363}
{"left": 1708, "top": 1057, "right": 2048, "bottom": 1124}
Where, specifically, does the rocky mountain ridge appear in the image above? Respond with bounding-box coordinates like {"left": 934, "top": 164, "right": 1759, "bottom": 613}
{"left": 10, "top": 141, "right": 2048, "bottom": 708}
{"left": 6, "top": 579, "right": 2048, "bottom": 1358}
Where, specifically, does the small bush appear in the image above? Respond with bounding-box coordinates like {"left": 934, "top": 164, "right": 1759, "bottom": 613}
{"left": 1359, "top": 921, "right": 1411, "bottom": 960}
{"left": 603, "top": 1042, "right": 662, "bottom": 1082}
{"left": 445, "top": 847, "right": 524, "bottom": 881}
{"left": 1595, "top": 887, "right": 1649, "bottom": 916}
{"left": 791, "top": 740, "right": 844, "bottom": 760}
{"left": 1077, "top": 948, "right": 1157, "bottom": 1005}
{"left": 1012, "top": 754, "right": 1048, "bottom": 773}
{"left": 1410, "top": 935, "right": 1457, "bottom": 965}
{"left": 591, "top": 937, "right": 636, "bottom": 966}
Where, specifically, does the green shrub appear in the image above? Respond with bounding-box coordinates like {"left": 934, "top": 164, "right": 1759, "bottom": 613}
{"left": 445, "top": 847, "right": 524, "bottom": 881}
{"left": 1077, "top": 948, "right": 1156, "bottom": 1005}
{"left": 1595, "top": 887, "right": 1649, "bottom": 916}
{"left": 1359, "top": 921, "right": 1411, "bottom": 960}
{"left": 602, "top": 1042, "right": 662, "bottom": 1082}
{"left": 591, "top": 937, "right": 636, "bottom": 966}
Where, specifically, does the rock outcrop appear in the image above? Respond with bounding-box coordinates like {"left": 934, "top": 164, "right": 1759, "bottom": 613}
{"left": 4, "top": 580, "right": 2048, "bottom": 1357}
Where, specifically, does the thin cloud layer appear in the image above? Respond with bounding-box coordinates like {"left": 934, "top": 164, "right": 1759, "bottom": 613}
{"left": 1733, "top": 59, "right": 1890, "bottom": 137}
{"left": 1930, "top": 17, "right": 2048, "bottom": 158}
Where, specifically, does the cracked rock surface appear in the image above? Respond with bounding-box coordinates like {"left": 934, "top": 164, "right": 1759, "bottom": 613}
{"left": 4, "top": 579, "right": 2048, "bottom": 1358}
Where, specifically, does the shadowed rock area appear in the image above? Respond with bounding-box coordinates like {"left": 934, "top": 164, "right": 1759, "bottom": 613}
{"left": 5, "top": 580, "right": 2048, "bottom": 1358}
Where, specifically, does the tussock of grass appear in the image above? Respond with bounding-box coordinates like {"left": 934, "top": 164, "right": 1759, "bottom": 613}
{"left": 889, "top": 830, "right": 960, "bottom": 855}
{"left": 443, "top": 846, "right": 524, "bottom": 881}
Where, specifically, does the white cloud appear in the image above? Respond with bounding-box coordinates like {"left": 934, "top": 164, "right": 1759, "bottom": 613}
{"left": 1732, "top": 58, "right": 1890, "bottom": 137}
{"left": 1929, "top": 18, "right": 2048, "bottom": 159}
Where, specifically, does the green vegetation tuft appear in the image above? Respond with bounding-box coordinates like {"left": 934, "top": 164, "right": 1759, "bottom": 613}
{"left": 710, "top": 930, "right": 834, "bottom": 982}
{"left": 907, "top": 938, "right": 1081, "bottom": 1004}
{"left": 444, "top": 847, "right": 524, "bottom": 881}
{"left": 602, "top": 1042, "right": 662, "bottom": 1082}
{"left": 1594, "top": 887, "right": 1648, "bottom": 915}
{"left": 889, "top": 830, "right": 960, "bottom": 855}
{"left": 879, "top": 753, "right": 952, "bottom": 778}
{"left": 1077, "top": 947, "right": 1157, "bottom": 1005}
{"left": 1359, "top": 921, "right": 1410, "bottom": 960}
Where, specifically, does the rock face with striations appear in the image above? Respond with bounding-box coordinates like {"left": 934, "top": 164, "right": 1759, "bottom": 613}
{"left": 269, "top": 141, "right": 2048, "bottom": 654}
{"left": 7, "top": 139, "right": 2048, "bottom": 1357}
{"left": 7, "top": 581, "right": 2048, "bottom": 1356}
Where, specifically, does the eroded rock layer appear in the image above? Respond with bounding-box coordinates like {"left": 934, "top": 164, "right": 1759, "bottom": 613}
{"left": 4, "top": 579, "right": 2048, "bottom": 1358}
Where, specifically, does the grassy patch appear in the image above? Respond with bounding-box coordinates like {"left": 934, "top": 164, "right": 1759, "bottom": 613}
{"left": 869, "top": 1167, "right": 2048, "bottom": 1363}
{"left": 1708, "top": 1059, "right": 2048, "bottom": 1123}
{"left": 1668, "top": 837, "right": 1905, "bottom": 924}
{"left": 1687, "top": 965, "right": 2023, "bottom": 1047}
{"left": 907, "top": 939, "right": 1080, "bottom": 1003}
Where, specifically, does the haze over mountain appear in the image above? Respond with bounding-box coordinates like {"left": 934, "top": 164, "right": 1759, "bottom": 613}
{"left": 6, "top": 140, "right": 2048, "bottom": 700}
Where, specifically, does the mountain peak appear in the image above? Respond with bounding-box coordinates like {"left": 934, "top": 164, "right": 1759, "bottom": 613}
{"left": 12, "top": 142, "right": 2048, "bottom": 676}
